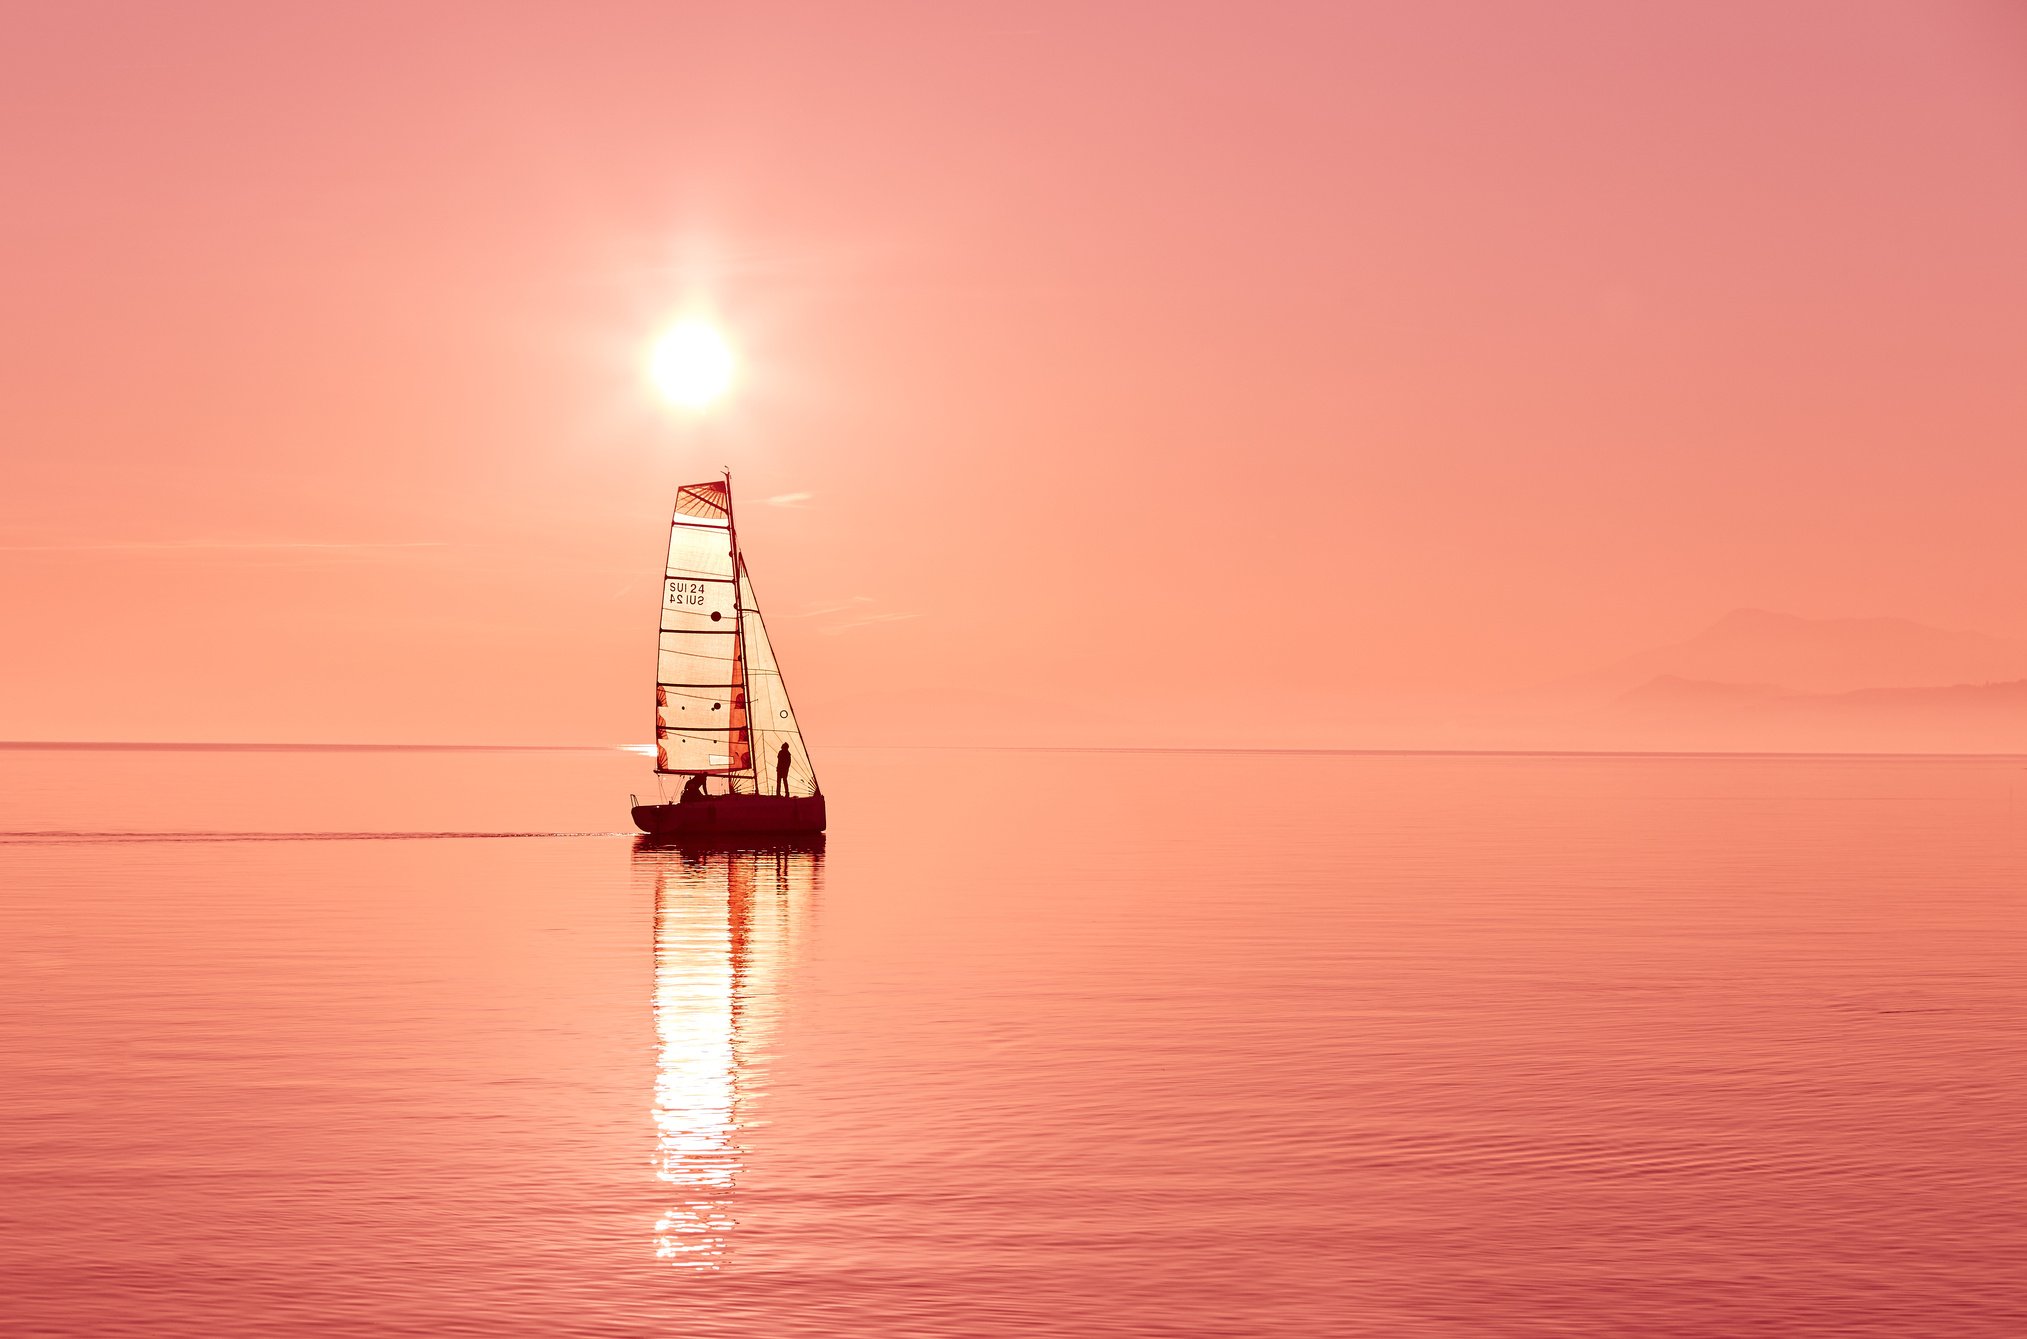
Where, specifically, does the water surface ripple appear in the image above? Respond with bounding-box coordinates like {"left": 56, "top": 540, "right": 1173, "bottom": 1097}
{"left": 2, "top": 747, "right": 2023, "bottom": 1336}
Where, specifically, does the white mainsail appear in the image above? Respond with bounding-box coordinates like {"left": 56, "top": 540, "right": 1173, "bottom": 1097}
{"left": 654, "top": 476, "right": 818, "bottom": 797}
{"left": 655, "top": 479, "right": 749, "bottom": 776}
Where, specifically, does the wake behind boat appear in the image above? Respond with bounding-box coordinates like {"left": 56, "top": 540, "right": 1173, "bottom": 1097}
{"left": 631, "top": 475, "right": 826, "bottom": 837}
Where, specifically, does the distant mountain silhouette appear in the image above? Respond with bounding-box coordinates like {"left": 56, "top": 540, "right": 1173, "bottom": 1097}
{"left": 1598, "top": 672, "right": 2027, "bottom": 752}
{"left": 1611, "top": 674, "right": 1787, "bottom": 713}
{"left": 1576, "top": 609, "right": 2027, "bottom": 696}
{"left": 1496, "top": 611, "right": 2027, "bottom": 752}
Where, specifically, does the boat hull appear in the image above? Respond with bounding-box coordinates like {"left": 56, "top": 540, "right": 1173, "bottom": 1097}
{"left": 631, "top": 793, "right": 827, "bottom": 837}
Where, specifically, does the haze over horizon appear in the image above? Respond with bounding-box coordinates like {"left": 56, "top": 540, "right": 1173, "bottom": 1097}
{"left": 13, "top": 606, "right": 2027, "bottom": 754}
{"left": 6, "top": 3, "right": 2026, "bottom": 750}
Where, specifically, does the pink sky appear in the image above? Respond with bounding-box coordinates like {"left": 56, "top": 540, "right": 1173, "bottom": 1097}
{"left": 5, "top": 2, "right": 2026, "bottom": 745}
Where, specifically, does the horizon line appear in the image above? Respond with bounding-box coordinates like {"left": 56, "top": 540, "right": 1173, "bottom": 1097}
{"left": 6, "top": 739, "right": 2027, "bottom": 762}
{"left": 0, "top": 741, "right": 610, "bottom": 754}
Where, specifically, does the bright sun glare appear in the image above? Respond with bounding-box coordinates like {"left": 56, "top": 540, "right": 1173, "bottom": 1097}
{"left": 650, "top": 321, "right": 735, "bottom": 409}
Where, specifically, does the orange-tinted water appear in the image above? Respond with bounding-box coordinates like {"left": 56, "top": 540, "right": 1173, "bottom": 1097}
{"left": 3, "top": 746, "right": 2024, "bottom": 1336}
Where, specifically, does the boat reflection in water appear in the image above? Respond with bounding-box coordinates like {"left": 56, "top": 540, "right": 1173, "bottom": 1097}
{"left": 635, "top": 835, "right": 824, "bottom": 1267}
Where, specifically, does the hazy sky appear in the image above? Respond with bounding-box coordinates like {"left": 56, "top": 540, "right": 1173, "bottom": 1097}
{"left": 5, "top": 2, "right": 2025, "bottom": 744}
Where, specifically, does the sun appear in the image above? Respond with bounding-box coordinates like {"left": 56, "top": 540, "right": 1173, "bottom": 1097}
{"left": 649, "top": 321, "right": 735, "bottom": 409}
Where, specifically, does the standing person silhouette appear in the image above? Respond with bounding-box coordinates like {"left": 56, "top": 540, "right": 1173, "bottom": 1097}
{"left": 775, "top": 742, "right": 792, "bottom": 797}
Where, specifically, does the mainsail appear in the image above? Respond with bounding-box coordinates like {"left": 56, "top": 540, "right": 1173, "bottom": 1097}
{"left": 654, "top": 476, "right": 818, "bottom": 797}
{"left": 655, "top": 479, "right": 749, "bottom": 776}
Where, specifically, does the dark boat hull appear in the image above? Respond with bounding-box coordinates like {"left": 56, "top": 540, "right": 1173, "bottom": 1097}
{"left": 631, "top": 793, "right": 827, "bottom": 837}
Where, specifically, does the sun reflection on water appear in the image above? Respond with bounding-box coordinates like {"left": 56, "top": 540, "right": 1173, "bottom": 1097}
{"left": 639, "top": 839, "right": 822, "bottom": 1267}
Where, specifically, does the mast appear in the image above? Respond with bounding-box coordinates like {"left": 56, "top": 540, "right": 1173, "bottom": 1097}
{"left": 723, "top": 468, "right": 756, "bottom": 790}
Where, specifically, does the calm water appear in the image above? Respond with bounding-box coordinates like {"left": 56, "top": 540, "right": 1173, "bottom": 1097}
{"left": 3, "top": 745, "right": 2025, "bottom": 1337}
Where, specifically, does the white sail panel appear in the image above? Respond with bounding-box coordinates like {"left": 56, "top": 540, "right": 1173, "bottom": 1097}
{"left": 665, "top": 524, "right": 734, "bottom": 582}
{"left": 656, "top": 479, "right": 749, "bottom": 775}
{"left": 662, "top": 574, "right": 738, "bottom": 632}
{"left": 728, "top": 557, "right": 818, "bottom": 797}
{"left": 656, "top": 641, "right": 738, "bottom": 690}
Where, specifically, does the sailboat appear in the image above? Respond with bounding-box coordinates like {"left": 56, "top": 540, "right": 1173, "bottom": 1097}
{"left": 630, "top": 474, "right": 827, "bottom": 837}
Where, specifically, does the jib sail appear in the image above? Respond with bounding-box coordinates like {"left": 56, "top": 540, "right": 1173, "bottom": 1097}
{"left": 728, "top": 556, "right": 818, "bottom": 797}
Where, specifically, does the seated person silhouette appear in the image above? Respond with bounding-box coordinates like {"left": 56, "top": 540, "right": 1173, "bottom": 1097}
{"left": 680, "top": 774, "right": 710, "bottom": 803}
